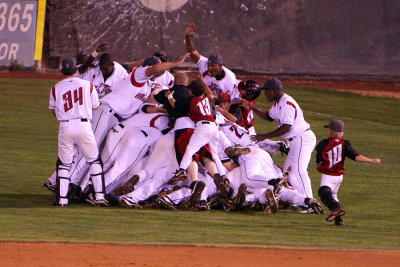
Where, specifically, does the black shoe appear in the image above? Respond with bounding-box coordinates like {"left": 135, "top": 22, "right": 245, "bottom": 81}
{"left": 180, "top": 181, "right": 206, "bottom": 210}
{"left": 67, "top": 183, "right": 82, "bottom": 203}
{"left": 265, "top": 189, "right": 278, "bottom": 214}
{"left": 326, "top": 207, "right": 346, "bottom": 222}
{"left": 334, "top": 216, "right": 345, "bottom": 226}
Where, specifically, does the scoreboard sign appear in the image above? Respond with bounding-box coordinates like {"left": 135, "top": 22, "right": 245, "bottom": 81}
{"left": 0, "top": 0, "right": 38, "bottom": 67}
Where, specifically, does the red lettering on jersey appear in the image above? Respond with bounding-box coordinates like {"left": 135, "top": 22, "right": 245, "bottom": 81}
{"left": 287, "top": 101, "right": 297, "bottom": 119}
{"left": 168, "top": 80, "right": 174, "bottom": 87}
{"left": 51, "top": 87, "right": 56, "bottom": 101}
{"left": 202, "top": 70, "right": 209, "bottom": 78}
{"left": 90, "top": 83, "right": 93, "bottom": 94}
{"left": 130, "top": 68, "right": 146, "bottom": 87}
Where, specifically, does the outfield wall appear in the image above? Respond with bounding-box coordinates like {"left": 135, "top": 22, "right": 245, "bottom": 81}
{"left": 47, "top": 0, "right": 400, "bottom": 75}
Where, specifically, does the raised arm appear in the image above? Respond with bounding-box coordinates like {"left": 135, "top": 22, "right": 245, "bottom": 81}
{"left": 240, "top": 99, "right": 272, "bottom": 121}
{"left": 198, "top": 71, "right": 216, "bottom": 103}
{"left": 78, "top": 42, "right": 109, "bottom": 74}
{"left": 145, "top": 53, "right": 189, "bottom": 77}
{"left": 185, "top": 23, "right": 201, "bottom": 64}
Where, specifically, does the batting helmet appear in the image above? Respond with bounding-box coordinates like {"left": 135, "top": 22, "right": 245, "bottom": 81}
{"left": 238, "top": 80, "right": 261, "bottom": 101}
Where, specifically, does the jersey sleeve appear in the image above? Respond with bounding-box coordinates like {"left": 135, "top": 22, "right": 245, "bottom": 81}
{"left": 49, "top": 87, "right": 56, "bottom": 109}
{"left": 315, "top": 139, "right": 329, "bottom": 165}
{"left": 344, "top": 140, "right": 359, "bottom": 160}
{"left": 90, "top": 83, "right": 100, "bottom": 109}
{"left": 151, "top": 114, "right": 170, "bottom": 131}
{"left": 196, "top": 56, "right": 209, "bottom": 73}
{"left": 131, "top": 67, "right": 151, "bottom": 86}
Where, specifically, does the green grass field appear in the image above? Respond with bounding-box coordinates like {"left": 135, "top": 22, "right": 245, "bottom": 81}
{"left": 0, "top": 77, "right": 399, "bottom": 250}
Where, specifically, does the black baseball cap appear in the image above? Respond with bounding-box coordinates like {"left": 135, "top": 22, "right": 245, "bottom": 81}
{"left": 208, "top": 53, "right": 223, "bottom": 64}
{"left": 261, "top": 78, "right": 282, "bottom": 90}
{"left": 153, "top": 51, "right": 167, "bottom": 62}
{"left": 324, "top": 119, "right": 344, "bottom": 132}
{"left": 61, "top": 57, "right": 77, "bottom": 75}
{"left": 76, "top": 51, "right": 88, "bottom": 63}
{"left": 142, "top": 56, "right": 161, "bottom": 67}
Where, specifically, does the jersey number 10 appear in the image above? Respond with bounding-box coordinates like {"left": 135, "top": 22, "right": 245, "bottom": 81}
{"left": 63, "top": 87, "right": 83, "bottom": 112}
{"left": 326, "top": 144, "right": 342, "bottom": 168}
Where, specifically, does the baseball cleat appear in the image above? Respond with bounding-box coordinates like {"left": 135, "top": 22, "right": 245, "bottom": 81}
{"left": 307, "top": 198, "right": 324, "bottom": 214}
{"left": 180, "top": 181, "right": 206, "bottom": 210}
{"left": 326, "top": 207, "right": 346, "bottom": 222}
{"left": 114, "top": 175, "right": 140, "bottom": 196}
{"left": 157, "top": 196, "right": 177, "bottom": 211}
{"left": 299, "top": 207, "right": 316, "bottom": 214}
{"left": 265, "top": 189, "right": 278, "bottom": 214}
{"left": 43, "top": 180, "right": 56, "bottom": 193}
{"left": 232, "top": 183, "right": 247, "bottom": 207}
{"left": 120, "top": 197, "right": 142, "bottom": 209}
{"left": 334, "top": 217, "right": 345, "bottom": 226}
{"left": 225, "top": 145, "right": 251, "bottom": 157}
{"left": 94, "top": 198, "right": 110, "bottom": 207}
{"left": 84, "top": 193, "right": 96, "bottom": 205}
{"left": 167, "top": 169, "right": 187, "bottom": 185}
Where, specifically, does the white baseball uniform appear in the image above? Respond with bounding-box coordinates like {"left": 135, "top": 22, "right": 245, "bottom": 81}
{"left": 268, "top": 93, "right": 316, "bottom": 198}
{"left": 196, "top": 56, "right": 240, "bottom": 104}
{"left": 62, "top": 66, "right": 154, "bottom": 186}
{"left": 150, "top": 70, "right": 174, "bottom": 89}
{"left": 80, "top": 61, "right": 128, "bottom": 98}
{"left": 49, "top": 76, "right": 105, "bottom": 205}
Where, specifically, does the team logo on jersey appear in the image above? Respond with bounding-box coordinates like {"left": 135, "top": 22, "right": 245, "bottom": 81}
{"left": 135, "top": 93, "right": 147, "bottom": 101}
{"left": 209, "top": 83, "right": 222, "bottom": 94}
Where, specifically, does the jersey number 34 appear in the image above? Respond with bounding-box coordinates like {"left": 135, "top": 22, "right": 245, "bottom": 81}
{"left": 63, "top": 87, "right": 83, "bottom": 112}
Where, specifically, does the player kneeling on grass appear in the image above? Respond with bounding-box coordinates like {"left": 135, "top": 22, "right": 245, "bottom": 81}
{"left": 316, "top": 119, "right": 381, "bottom": 226}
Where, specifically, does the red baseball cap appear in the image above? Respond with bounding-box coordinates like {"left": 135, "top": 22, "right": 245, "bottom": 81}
{"left": 217, "top": 93, "right": 231, "bottom": 103}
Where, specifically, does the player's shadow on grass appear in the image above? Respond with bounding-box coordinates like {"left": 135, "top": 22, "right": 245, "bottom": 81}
{"left": 0, "top": 194, "right": 55, "bottom": 208}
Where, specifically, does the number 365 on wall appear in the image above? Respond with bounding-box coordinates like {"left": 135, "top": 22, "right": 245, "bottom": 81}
{"left": 0, "top": 0, "right": 43, "bottom": 67}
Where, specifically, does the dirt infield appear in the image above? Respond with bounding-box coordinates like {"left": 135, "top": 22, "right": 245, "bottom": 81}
{"left": 0, "top": 242, "right": 399, "bottom": 267}
{"left": 1, "top": 70, "right": 400, "bottom": 98}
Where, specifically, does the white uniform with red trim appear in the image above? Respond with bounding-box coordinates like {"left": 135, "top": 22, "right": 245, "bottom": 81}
{"left": 80, "top": 61, "right": 128, "bottom": 98}
{"left": 80, "top": 105, "right": 170, "bottom": 192}
{"left": 50, "top": 66, "right": 154, "bottom": 187}
{"left": 196, "top": 56, "right": 240, "bottom": 104}
{"left": 150, "top": 70, "right": 174, "bottom": 89}
{"left": 49, "top": 76, "right": 104, "bottom": 205}
{"left": 268, "top": 93, "right": 316, "bottom": 198}
{"left": 49, "top": 77, "right": 99, "bottom": 164}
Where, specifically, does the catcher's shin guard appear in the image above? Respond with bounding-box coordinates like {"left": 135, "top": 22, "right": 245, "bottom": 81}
{"left": 89, "top": 157, "right": 106, "bottom": 200}
{"left": 56, "top": 158, "right": 71, "bottom": 204}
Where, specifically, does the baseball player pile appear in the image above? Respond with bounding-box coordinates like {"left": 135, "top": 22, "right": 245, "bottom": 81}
{"left": 45, "top": 24, "right": 381, "bottom": 226}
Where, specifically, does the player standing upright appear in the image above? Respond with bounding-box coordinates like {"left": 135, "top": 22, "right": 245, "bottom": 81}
{"left": 316, "top": 119, "right": 381, "bottom": 226}
{"left": 247, "top": 78, "right": 317, "bottom": 203}
{"left": 185, "top": 23, "right": 240, "bottom": 103}
{"left": 49, "top": 57, "right": 108, "bottom": 207}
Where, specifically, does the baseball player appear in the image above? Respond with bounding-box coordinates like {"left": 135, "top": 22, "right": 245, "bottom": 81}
{"left": 237, "top": 80, "right": 261, "bottom": 135}
{"left": 109, "top": 72, "right": 191, "bottom": 197}
{"left": 247, "top": 78, "right": 317, "bottom": 203}
{"left": 166, "top": 79, "right": 227, "bottom": 182}
{"left": 46, "top": 54, "right": 189, "bottom": 195}
{"left": 49, "top": 57, "right": 107, "bottom": 207}
{"left": 80, "top": 52, "right": 128, "bottom": 98}
{"left": 316, "top": 119, "right": 381, "bottom": 226}
{"left": 76, "top": 42, "right": 110, "bottom": 80}
{"left": 151, "top": 51, "right": 174, "bottom": 88}
{"left": 185, "top": 23, "right": 240, "bottom": 103}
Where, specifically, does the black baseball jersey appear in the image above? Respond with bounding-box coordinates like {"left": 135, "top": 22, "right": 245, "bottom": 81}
{"left": 316, "top": 137, "right": 359, "bottom": 176}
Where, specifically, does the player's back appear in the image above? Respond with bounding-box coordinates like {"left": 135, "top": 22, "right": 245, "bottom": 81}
{"left": 316, "top": 137, "right": 349, "bottom": 176}
{"left": 188, "top": 95, "right": 215, "bottom": 123}
{"left": 50, "top": 77, "right": 99, "bottom": 121}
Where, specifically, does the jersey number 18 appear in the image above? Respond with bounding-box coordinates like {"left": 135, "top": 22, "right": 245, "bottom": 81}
{"left": 196, "top": 98, "right": 211, "bottom": 116}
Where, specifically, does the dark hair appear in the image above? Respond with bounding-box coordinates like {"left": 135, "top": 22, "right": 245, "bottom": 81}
{"left": 99, "top": 53, "right": 113, "bottom": 66}
{"left": 189, "top": 79, "right": 205, "bottom": 96}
